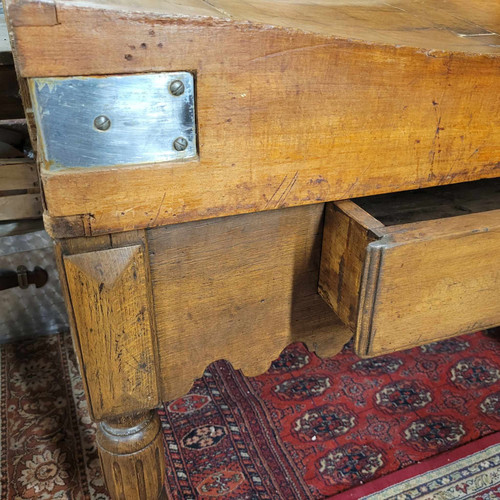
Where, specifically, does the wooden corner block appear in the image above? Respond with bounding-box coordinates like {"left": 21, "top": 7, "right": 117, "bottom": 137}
{"left": 6, "top": 0, "right": 58, "bottom": 27}
{"left": 63, "top": 244, "right": 160, "bottom": 420}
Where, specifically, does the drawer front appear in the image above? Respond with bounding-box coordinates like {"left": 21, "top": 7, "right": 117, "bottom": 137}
{"left": 319, "top": 200, "right": 500, "bottom": 357}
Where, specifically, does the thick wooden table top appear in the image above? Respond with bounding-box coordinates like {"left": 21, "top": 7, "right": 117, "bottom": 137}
{"left": 55, "top": 0, "right": 500, "bottom": 54}
{"left": 3, "top": 0, "right": 500, "bottom": 238}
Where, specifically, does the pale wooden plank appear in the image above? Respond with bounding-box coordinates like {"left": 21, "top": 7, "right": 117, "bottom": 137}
{"left": 211, "top": 0, "right": 500, "bottom": 54}
{"left": 0, "top": 159, "right": 38, "bottom": 190}
{"left": 0, "top": 192, "right": 41, "bottom": 219}
{"left": 5, "top": 0, "right": 57, "bottom": 27}
{"left": 8, "top": 0, "right": 500, "bottom": 53}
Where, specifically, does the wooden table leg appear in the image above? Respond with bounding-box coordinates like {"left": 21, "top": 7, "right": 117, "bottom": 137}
{"left": 97, "top": 410, "right": 165, "bottom": 500}
{"left": 55, "top": 233, "right": 165, "bottom": 499}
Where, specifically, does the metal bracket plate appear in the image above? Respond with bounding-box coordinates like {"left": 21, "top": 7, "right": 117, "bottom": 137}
{"left": 30, "top": 72, "right": 197, "bottom": 170}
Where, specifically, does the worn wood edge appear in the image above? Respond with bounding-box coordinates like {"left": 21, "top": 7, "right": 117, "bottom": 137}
{"left": 56, "top": 0, "right": 227, "bottom": 19}
{"left": 354, "top": 241, "right": 384, "bottom": 357}
{"left": 10, "top": 1, "right": 500, "bottom": 60}
{"left": 62, "top": 249, "right": 122, "bottom": 419}
{"left": 318, "top": 201, "right": 384, "bottom": 331}
{"left": 57, "top": 229, "right": 151, "bottom": 254}
{"left": 334, "top": 200, "right": 387, "bottom": 235}
{"left": 379, "top": 208, "right": 500, "bottom": 245}
{"left": 4, "top": 0, "right": 59, "bottom": 27}
{"left": 53, "top": 240, "right": 95, "bottom": 417}
{"left": 63, "top": 244, "right": 160, "bottom": 419}
{"left": 57, "top": 232, "right": 111, "bottom": 254}
{"left": 358, "top": 321, "right": 500, "bottom": 359}
{"left": 119, "top": 230, "right": 164, "bottom": 412}
{"left": 162, "top": 324, "right": 353, "bottom": 402}
{"left": 39, "top": 169, "right": 500, "bottom": 238}
{"left": 206, "top": 0, "right": 500, "bottom": 56}
{"left": 43, "top": 211, "right": 87, "bottom": 238}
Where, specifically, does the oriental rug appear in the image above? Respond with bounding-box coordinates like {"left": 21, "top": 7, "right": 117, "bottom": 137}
{"left": 160, "top": 329, "right": 500, "bottom": 499}
{"left": 1, "top": 329, "right": 499, "bottom": 499}
{"left": 336, "top": 431, "right": 500, "bottom": 499}
{"left": 0, "top": 333, "right": 108, "bottom": 499}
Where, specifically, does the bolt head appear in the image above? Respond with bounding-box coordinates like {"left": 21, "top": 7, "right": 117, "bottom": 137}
{"left": 94, "top": 115, "right": 111, "bottom": 131}
{"left": 173, "top": 137, "right": 188, "bottom": 151}
{"left": 169, "top": 80, "right": 185, "bottom": 96}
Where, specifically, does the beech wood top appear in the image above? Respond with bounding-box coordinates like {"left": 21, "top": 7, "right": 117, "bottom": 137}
{"left": 24, "top": 0, "right": 500, "bottom": 55}
{"left": 3, "top": 0, "right": 500, "bottom": 237}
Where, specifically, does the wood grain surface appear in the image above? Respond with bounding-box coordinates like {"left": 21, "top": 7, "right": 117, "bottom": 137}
{"left": 148, "top": 203, "right": 352, "bottom": 401}
{"left": 6, "top": 0, "right": 58, "bottom": 27}
{"left": 63, "top": 244, "right": 160, "bottom": 419}
{"left": 6, "top": 0, "right": 500, "bottom": 53}
{"left": 3, "top": 0, "right": 499, "bottom": 237}
{"left": 320, "top": 189, "right": 500, "bottom": 357}
{"left": 96, "top": 411, "right": 165, "bottom": 500}
{"left": 318, "top": 201, "right": 384, "bottom": 331}
{"left": 0, "top": 159, "right": 38, "bottom": 190}
{"left": 0, "top": 192, "right": 41, "bottom": 220}
{"left": 359, "top": 210, "right": 500, "bottom": 355}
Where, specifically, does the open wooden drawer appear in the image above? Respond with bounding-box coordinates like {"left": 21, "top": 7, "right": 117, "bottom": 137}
{"left": 319, "top": 179, "right": 500, "bottom": 357}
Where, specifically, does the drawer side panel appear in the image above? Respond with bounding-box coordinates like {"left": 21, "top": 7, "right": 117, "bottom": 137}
{"left": 319, "top": 202, "right": 382, "bottom": 331}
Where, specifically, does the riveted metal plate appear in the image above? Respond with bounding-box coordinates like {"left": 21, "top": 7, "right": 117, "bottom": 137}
{"left": 30, "top": 72, "right": 197, "bottom": 170}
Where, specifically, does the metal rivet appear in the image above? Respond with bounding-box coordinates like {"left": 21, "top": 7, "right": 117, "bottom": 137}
{"left": 94, "top": 115, "right": 111, "bottom": 131}
{"left": 169, "top": 80, "right": 185, "bottom": 96}
{"left": 173, "top": 137, "right": 188, "bottom": 151}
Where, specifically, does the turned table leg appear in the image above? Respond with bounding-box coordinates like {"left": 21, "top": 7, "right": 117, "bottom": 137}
{"left": 97, "top": 411, "right": 165, "bottom": 500}
{"left": 55, "top": 235, "right": 165, "bottom": 499}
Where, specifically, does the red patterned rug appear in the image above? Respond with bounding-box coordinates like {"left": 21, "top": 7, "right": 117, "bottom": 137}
{"left": 1, "top": 329, "right": 499, "bottom": 499}
{"left": 160, "top": 329, "right": 500, "bottom": 499}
